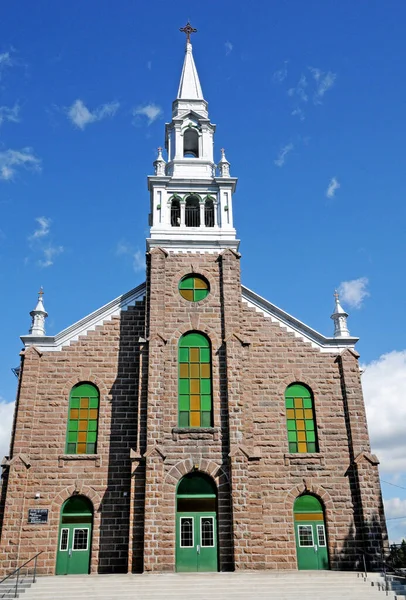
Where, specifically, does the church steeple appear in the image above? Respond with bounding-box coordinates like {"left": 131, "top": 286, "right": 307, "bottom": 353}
{"left": 146, "top": 24, "right": 239, "bottom": 253}
{"left": 177, "top": 39, "right": 203, "bottom": 101}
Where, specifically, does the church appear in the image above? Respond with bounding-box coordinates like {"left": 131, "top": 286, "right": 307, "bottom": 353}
{"left": 0, "top": 24, "right": 387, "bottom": 576}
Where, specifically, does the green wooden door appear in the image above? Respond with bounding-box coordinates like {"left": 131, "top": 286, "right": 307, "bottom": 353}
{"left": 56, "top": 523, "right": 92, "bottom": 574}
{"left": 294, "top": 495, "right": 329, "bottom": 571}
{"left": 56, "top": 496, "right": 93, "bottom": 575}
{"left": 176, "top": 512, "right": 217, "bottom": 572}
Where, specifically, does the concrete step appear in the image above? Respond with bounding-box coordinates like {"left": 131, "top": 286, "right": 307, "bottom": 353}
{"left": 20, "top": 572, "right": 397, "bottom": 600}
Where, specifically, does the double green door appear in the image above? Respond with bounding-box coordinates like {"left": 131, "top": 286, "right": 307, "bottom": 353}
{"left": 295, "top": 519, "right": 329, "bottom": 570}
{"left": 176, "top": 512, "right": 217, "bottom": 572}
{"left": 56, "top": 522, "right": 92, "bottom": 575}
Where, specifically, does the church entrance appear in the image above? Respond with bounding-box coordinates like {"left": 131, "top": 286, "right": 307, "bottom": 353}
{"left": 56, "top": 495, "right": 93, "bottom": 575}
{"left": 176, "top": 472, "right": 218, "bottom": 572}
{"left": 294, "top": 495, "right": 329, "bottom": 570}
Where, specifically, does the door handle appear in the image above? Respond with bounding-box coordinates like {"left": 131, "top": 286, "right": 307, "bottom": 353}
{"left": 314, "top": 545, "right": 318, "bottom": 553}
{"left": 197, "top": 545, "right": 200, "bottom": 554}
{"left": 68, "top": 549, "right": 72, "bottom": 557}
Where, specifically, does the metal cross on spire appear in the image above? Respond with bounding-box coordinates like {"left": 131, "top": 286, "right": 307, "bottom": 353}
{"left": 179, "top": 21, "right": 197, "bottom": 43}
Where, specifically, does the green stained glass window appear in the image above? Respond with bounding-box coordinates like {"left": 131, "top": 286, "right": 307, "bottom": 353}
{"left": 178, "top": 333, "right": 212, "bottom": 427}
{"left": 285, "top": 384, "right": 318, "bottom": 453}
{"left": 179, "top": 275, "right": 210, "bottom": 302}
{"left": 66, "top": 383, "right": 99, "bottom": 454}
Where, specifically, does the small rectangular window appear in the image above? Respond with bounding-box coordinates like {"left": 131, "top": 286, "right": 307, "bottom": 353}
{"left": 317, "top": 524, "right": 326, "bottom": 547}
{"left": 298, "top": 525, "right": 314, "bottom": 547}
{"left": 59, "top": 528, "right": 69, "bottom": 551}
{"left": 73, "top": 528, "right": 89, "bottom": 551}
{"left": 200, "top": 517, "right": 215, "bottom": 547}
{"left": 180, "top": 517, "right": 194, "bottom": 548}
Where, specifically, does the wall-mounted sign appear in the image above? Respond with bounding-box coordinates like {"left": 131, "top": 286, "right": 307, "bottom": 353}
{"left": 28, "top": 508, "right": 48, "bottom": 524}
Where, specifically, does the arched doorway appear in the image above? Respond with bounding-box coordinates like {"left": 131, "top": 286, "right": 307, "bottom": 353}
{"left": 294, "top": 494, "right": 329, "bottom": 570}
{"left": 176, "top": 472, "right": 218, "bottom": 572}
{"left": 56, "top": 495, "right": 93, "bottom": 575}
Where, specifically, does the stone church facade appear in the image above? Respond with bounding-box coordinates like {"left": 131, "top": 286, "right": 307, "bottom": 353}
{"left": 0, "top": 29, "right": 387, "bottom": 576}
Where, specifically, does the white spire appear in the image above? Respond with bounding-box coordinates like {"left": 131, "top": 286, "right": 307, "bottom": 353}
{"left": 331, "top": 290, "right": 350, "bottom": 338}
{"left": 153, "top": 147, "right": 166, "bottom": 176}
{"left": 29, "top": 288, "right": 48, "bottom": 336}
{"left": 177, "top": 37, "right": 203, "bottom": 100}
{"left": 218, "top": 148, "right": 230, "bottom": 178}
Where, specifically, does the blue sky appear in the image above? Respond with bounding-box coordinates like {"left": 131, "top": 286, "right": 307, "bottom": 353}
{"left": 1, "top": 1, "right": 406, "bottom": 542}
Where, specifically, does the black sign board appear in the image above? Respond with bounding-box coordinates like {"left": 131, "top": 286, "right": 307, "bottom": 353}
{"left": 28, "top": 508, "right": 48, "bottom": 524}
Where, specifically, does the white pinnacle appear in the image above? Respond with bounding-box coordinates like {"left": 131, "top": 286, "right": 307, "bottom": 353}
{"left": 177, "top": 42, "right": 204, "bottom": 100}
{"left": 331, "top": 290, "right": 350, "bottom": 338}
{"left": 29, "top": 288, "right": 48, "bottom": 336}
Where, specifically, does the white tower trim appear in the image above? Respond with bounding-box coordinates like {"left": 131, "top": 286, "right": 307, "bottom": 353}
{"left": 147, "top": 24, "right": 239, "bottom": 253}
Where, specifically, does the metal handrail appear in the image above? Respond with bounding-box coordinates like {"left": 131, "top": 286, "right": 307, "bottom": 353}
{"left": 0, "top": 551, "right": 42, "bottom": 598}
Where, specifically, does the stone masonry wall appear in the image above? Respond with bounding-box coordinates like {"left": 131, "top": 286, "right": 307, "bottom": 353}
{"left": 0, "top": 300, "right": 145, "bottom": 576}
{"left": 0, "top": 247, "right": 387, "bottom": 576}
{"left": 140, "top": 248, "right": 387, "bottom": 572}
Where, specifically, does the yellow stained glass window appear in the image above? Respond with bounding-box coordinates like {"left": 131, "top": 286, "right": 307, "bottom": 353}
{"left": 179, "top": 275, "right": 210, "bottom": 302}
{"left": 285, "top": 384, "right": 318, "bottom": 453}
{"left": 178, "top": 333, "right": 212, "bottom": 428}
{"left": 66, "top": 383, "right": 99, "bottom": 454}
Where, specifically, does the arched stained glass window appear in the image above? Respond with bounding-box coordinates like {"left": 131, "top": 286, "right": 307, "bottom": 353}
{"left": 285, "top": 384, "right": 318, "bottom": 453}
{"left": 178, "top": 333, "right": 212, "bottom": 428}
{"left": 66, "top": 383, "right": 99, "bottom": 454}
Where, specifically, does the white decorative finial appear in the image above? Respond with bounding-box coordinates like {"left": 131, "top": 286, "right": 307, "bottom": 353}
{"left": 153, "top": 147, "right": 166, "bottom": 176}
{"left": 29, "top": 287, "right": 48, "bottom": 336}
{"left": 331, "top": 290, "right": 350, "bottom": 338}
{"left": 217, "top": 148, "right": 230, "bottom": 177}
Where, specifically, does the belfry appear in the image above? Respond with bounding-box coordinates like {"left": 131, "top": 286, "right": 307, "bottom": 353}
{"left": 0, "top": 24, "right": 387, "bottom": 576}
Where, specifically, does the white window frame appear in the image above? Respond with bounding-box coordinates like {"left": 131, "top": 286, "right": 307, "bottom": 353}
{"left": 200, "top": 516, "right": 215, "bottom": 548}
{"left": 179, "top": 517, "right": 194, "bottom": 548}
{"left": 59, "top": 527, "right": 69, "bottom": 551}
{"left": 317, "top": 524, "right": 326, "bottom": 547}
{"left": 298, "top": 524, "right": 314, "bottom": 547}
{"left": 72, "top": 527, "right": 89, "bottom": 552}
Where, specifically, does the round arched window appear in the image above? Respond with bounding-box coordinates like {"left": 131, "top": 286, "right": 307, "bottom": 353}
{"left": 179, "top": 275, "right": 209, "bottom": 302}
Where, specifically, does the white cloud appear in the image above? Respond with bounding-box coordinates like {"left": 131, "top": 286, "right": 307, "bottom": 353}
{"left": 274, "top": 143, "right": 294, "bottom": 167}
{"left": 132, "top": 250, "right": 144, "bottom": 272}
{"left": 132, "top": 103, "right": 162, "bottom": 126}
{"left": 0, "top": 103, "right": 20, "bottom": 127}
{"left": 0, "top": 398, "right": 14, "bottom": 459}
{"left": 288, "top": 74, "right": 308, "bottom": 103}
{"left": 28, "top": 217, "right": 64, "bottom": 268}
{"left": 38, "top": 245, "right": 64, "bottom": 268}
{"left": 116, "top": 241, "right": 145, "bottom": 273}
{"left": 326, "top": 176, "right": 340, "bottom": 198}
{"left": 273, "top": 63, "right": 288, "bottom": 83}
{"left": 0, "top": 147, "right": 41, "bottom": 181}
{"left": 225, "top": 41, "right": 233, "bottom": 56}
{"left": 67, "top": 99, "right": 120, "bottom": 130}
{"left": 384, "top": 497, "right": 406, "bottom": 520}
{"left": 291, "top": 107, "right": 305, "bottom": 121}
{"left": 384, "top": 497, "right": 406, "bottom": 543}
{"left": 338, "top": 277, "right": 369, "bottom": 309}
{"left": 309, "top": 67, "right": 336, "bottom": 103}
{"left": 363, "top": 350, "right": 406, "bottom": 474}
{"left": 29, "top": 216, "right": 51, "bottom": 240}
{"left": 0, "top": 51, "right": 14, "bottom": 80}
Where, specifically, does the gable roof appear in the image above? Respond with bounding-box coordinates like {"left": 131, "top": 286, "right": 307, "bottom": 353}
{"left": 21, "top": 283, "right": 146, "bottom": 352}
{"left": 21, "top": 282, "right": 357, "bottom": 353}
{"left": 241, "top": 285, "right": 358, "bottom": 352}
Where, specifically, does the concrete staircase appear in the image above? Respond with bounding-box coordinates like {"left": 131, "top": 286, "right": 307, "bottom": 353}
{"left": 18, "top": 571, "right": 397, "bottom": 600}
